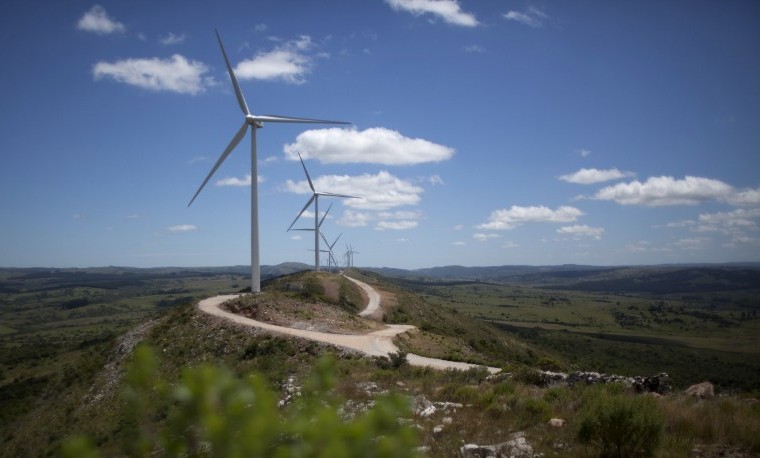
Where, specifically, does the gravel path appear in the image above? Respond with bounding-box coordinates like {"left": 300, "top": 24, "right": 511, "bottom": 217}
{"left": 197, "top": 278, "right": 500, "bottom": 373}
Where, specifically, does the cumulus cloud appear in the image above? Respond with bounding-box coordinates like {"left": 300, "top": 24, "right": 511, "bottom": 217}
{"left": 167, "top": 224, "right": 197, "bottom": 233}
{"left": 473, "top": 233, "right": 499, "bottom": 242}
{"left": 234, "top": 36, "right": 314, "bottom": 84}
{"left": 377, "top": 220, "right": 418, "bottom": 230}
{"left": 504, "top": 7, "right": 548, "bottom": 28}
{"left": 462, "top": 44, "right": 485, "bottom": 53}
{"left": 591, "top": 176, "right": 741, "bottom": 206}
{"left": 215, "top": 174, "right": 266, "bottom": 186}
{"left": 477, "top": 205, "right": 584, "bottom": 230}
{"left": 727, "top": 187, "right": 760, "bottom": 206}
{"left": 93, "top": 55, "right": 212, "bottom": 94}
{"left": 557, "top": 224, "right": 605, "bottom": 240}
{"left": 159, "top": 32, "right": 186, "bottom": 45}
{"left": 386, "top": 0, "right": 479, "bottom": 27}
{"left": 77, "top": 5, "right": 125, "bottom": 34}
{"left": 285, "top": 171, "right": 423, "bottom": 211}
{"left": 559, "top": 168, "right": 634, "bottom": 185}
{"left": 285, "top": 127, "right": 454, "bottom": 165}
{"left": 666, "top": 209, "right": 760, "bottom": 247}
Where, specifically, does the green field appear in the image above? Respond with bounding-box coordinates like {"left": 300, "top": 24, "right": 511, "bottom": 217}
{"left": 385, "top": 276, "right": 760, "bottom": 390}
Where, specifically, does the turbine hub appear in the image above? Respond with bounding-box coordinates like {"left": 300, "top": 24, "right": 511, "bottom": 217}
{"left": 245, "top": 114, "right": 263, "bottom": 128}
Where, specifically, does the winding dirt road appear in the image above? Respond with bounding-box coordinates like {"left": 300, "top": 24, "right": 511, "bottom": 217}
{"left": 197, "top": 277, "right": 500, "bottom": 373}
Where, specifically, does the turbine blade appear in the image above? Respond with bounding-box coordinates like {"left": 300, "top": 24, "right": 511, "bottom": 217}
{"left": 331, "top": 233, "right": 342, "bottom": 249}
{"left": 298, "top": 153, "right": 315, "bottom": 192}
{"left": 318, "top": 203, "right": 333, "bottom": 228}
{"left": 287, "top": 195, "right": 315, "bottom": 231}
{"left": 253, "top": 114, "right": 350, "bottom": 124}
{"left": 317, "top": 192, "right": 361, "bottom": 199}
{"left": 319, "top": 231, "right": 331, "bottom": 249}
{"left": 215, "top": 30, "right": 250, "bottom": 116}
{"left": 188, "top": 121, "right": 248, "bottom": 206}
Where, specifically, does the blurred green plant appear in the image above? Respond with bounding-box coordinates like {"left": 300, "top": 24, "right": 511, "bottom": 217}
{"left": 61, "top": 344, "right": 419, "bottom": 457}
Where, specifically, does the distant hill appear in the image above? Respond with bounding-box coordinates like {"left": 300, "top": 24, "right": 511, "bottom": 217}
{"left": 367, "top": 263, "right": 760, "bottom": 295}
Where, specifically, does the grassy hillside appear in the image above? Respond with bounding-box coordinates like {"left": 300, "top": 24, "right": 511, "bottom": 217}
{"left": 2, "top": 266, "right": 759, "bottom": 456}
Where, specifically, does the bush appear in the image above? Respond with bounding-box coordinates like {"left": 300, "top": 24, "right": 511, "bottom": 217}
{"left": 577, "top": 387, "right": 664, "bottom": 457}
{"left": 61, "top": 345, "right": 418, "bottom": 457}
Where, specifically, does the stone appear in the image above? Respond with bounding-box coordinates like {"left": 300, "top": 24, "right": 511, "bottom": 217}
{"left": 460, "top": 432, "right": 534, "bottom": 458}
{"left": 433, "top": 425, "right": 445, "bottom": 436}
{"left": 685, "top": 381, "right": 715, "bottom": 399}
{"left": 548, "top": 418, "right": 566, "bottom": 428}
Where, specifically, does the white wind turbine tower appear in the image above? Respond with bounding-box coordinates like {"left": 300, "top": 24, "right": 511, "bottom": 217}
{"left": 188, "top": 30, "right": 349, "bottom": 293}
{"left": 287, "top": 153, "right": 359, "bottom": 270}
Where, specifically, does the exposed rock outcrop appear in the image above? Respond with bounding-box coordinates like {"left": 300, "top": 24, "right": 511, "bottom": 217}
{"left": 460, "top": 432, "right": 534, "bottom": 458}
{"left": 685, "top": 381, "right": 715, "bottom": 399}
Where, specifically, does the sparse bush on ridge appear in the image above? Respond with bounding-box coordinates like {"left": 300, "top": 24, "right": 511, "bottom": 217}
{"left": 61, "top": 345, "right": 419, "bottom": 457}
{"left": 577, "top": 385, "right": 664, "bottom": 457}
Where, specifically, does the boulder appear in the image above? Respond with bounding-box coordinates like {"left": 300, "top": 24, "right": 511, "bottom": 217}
{"left": 460, "top": 432, "right": 534, "bottom": 458}
{"left": 548, "top": 418, "right": 566, "bottom": 428}
{"left": 685, "top": 381, "right": 715, "bottom": 399}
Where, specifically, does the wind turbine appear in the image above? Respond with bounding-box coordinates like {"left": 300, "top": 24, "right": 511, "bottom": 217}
{"left": 320, "top": 232, "right": 342, "bottom": 271}
{"left": 287, "top": 153, "right": 359, "bottom": 270}
{"left": 188, "top": 30, "right": 349, "bottom": 293}
{"left": 345, "top": 244, "right": 359, "bottom": 268}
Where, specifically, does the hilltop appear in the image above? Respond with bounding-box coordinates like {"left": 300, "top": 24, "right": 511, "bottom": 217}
{"left": 1, "top": 265, "right": 759, "bottom": 456}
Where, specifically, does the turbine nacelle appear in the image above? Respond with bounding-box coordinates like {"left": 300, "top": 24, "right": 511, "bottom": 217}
{"left": 245, "top": 114, "right": 263, "bottom": 128}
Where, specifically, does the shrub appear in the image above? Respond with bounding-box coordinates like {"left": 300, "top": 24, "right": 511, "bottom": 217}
{"left": 577, "top": 387, "right": 664, "bottom": 457}
{"left": 61, "top": 345, "right": 418, "bottom": 457}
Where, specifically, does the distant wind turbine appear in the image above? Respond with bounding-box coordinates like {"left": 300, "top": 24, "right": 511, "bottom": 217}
{"left": 320, "top": 232, "right": 342, "bottom": 271}
{"left": 287, "top": 153, "right": 359, "bottom": 270}
{"left": 188, "top": 30, "right": 350, "bottom": 293}
{"left": 345, "top": 244, "right": 359, "bottom": 268}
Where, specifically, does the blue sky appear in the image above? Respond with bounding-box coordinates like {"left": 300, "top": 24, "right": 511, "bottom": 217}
{"left": 1, "top": 0, "right": 759, "bottom": 269}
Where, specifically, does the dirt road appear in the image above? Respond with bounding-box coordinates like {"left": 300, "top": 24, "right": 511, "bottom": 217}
{"left": 197, "top": 278, "right": 500, "bottom": 373}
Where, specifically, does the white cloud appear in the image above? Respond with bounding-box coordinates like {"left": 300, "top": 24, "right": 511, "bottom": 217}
{"left": 453, "top": 241, "right": 467, "bottom": 246}
{"left": 428, "top": 175, "right": 444, "bottom": 185}
{"left": 674, "top": 237, "right": 708, "bottom": 251}
{"left": 592, "top": 176, "right": 736, "bottom": 206}
{"left": 697, "top": 208, "right": 760, "bottom": 232}
{"left": 504, "top": 7, "right": 548, "bottom": 28}
{"left": 285, "top": 127, "right": 454, "bottom": 165}
{"left": 727, "top": 187, "right": 760, "bottom": 206}
{"left": 377, "top": 220, "right": 418, "bottom": 230}
{"left": 337, "top": 210, "right": 374, "bottom": 228}
{"left": 452, "top": 224, "right": 464, "bottom": 231}
{"left": 502, "top": 241, "right": 519, "bottom": 248}
{"left": 386, "top": 0, "right": 479, "bottom": 27}
{"left": 159, "top": 32, "right": 186, "bottom": 45}
{"left": 167, "top": 224, "right": 197, "bottom": 233}
{"left": 557, "top": 224, "right": 605, "bottom": 240}
{"left": 215, "top": 174, "right": 264, "bottom": 186}
{"left": 77, "top": 5, "right": 125, "bottom": 35}
{"left": 477, "top": 205, "right": 584, "bottom": 230}
{"left": 578, "top": 148, "right": 592, "bottom": 158}
{"left": 254, "top": 23, "right": 267, "bottom": 32}
{"left": 473, "top": 233, "right": 499, "bottom": 242}
{"left": 235, "top": 36, "right": 314, "bottom": 84}
{"left": 462, "top": 44, "right": 485, "bottom": 53}
{"left": 559, "top": 168, "right": 634, "bottom": 185}
{"left": 290, "top": 234, "right": 302, "bottom": 240}
{"left": 285, "top": 171, "right": 423, "bottom": 211}
{"left": 93, "top": 55, "right": 212, "bottom": 95}
{"left": 625, "top": 240, "right": 671, "bottom": 253}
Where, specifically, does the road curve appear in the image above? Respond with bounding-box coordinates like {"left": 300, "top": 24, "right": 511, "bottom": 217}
{"left": 344, "top": 276, "right": 381, "bottom": 317}
{"left": 197, "top": 279, "right": 500, "bottom": 373}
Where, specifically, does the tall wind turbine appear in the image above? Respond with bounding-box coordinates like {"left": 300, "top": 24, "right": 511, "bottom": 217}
{"left": 188, "top": 31, "right": 349, "bottom": 293}
{"left": 287, "top": 153, "right": 359, "bottom": 270}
